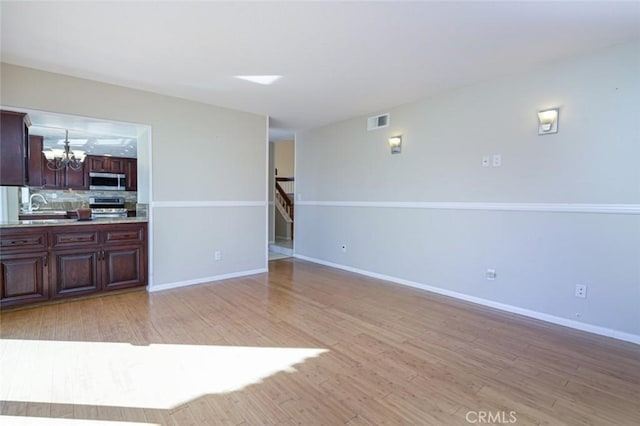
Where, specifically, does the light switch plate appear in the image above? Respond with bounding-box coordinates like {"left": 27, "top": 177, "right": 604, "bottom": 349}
{"left": 482, "top": 156, "right": 490, "bottom": 167}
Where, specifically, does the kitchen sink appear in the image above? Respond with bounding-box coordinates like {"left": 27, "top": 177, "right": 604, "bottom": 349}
{"left": 20, "top": 210, "right": 68, "bottom": 215}
{"left": 22, "top": 219, "right": 69, "bottom": 224}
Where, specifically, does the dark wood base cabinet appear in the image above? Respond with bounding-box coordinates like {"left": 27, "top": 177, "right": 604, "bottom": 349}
{"left": 1, "top": 222, "right": 147, "bottom": 308}
{"left": 0, "top": 251, "right": 49, "bottom": 305}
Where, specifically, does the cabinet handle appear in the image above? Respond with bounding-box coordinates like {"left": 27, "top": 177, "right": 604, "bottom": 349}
{"left": 64, "top": 238, "right": 87, "bottom": 243}
{"left": 43, "top": 256, "right": 48, "bottom": 267}
{"left": 10, "top": 240, "right": 29, "bottom": 245}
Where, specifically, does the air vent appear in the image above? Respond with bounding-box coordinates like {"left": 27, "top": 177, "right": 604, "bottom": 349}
{"left": 367, "top": 113, "right": 390, "bottom": 131}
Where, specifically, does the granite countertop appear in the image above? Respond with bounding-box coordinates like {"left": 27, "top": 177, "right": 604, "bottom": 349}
{"left": 0, "top": 217, "right": 148, "bottom": 229}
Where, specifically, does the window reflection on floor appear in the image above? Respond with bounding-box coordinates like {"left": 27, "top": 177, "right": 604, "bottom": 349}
{"left": 0, "top": 416, "right": 159, "bottom": 426}
{"left": 1, "top": 339, "right": 327, "bottom": 410}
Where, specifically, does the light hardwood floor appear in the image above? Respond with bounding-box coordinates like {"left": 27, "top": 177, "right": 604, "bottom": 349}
{"left": 1, "top": 258, "right": 639, "bottom": 425}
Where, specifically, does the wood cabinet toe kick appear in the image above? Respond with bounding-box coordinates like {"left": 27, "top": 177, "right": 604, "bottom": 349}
{"left": 0, "top": 222, "right": 147, "bottom": 308}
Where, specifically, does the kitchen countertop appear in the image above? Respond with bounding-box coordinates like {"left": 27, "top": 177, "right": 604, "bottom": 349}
{"left": 0, "top": 217, "right": 148, "bottom": 229}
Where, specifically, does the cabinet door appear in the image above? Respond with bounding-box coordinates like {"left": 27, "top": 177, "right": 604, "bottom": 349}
{"left": 102, "top": 245, "right": 145, "bottom": 290}
{"left": 28, "top": 135, "right": 44, "bottom": 187}
{"left": 87, "top": 156, "right": 108, "bottom": 172}
{"left": 0, "top": 251, "right": 49, "bottom": 307}
{"left": 125, "top": 159, "right": 137, "bottom": 191}
{"left": 64, "top": 163, "right": 87, "bottom": 189}
{"left": 108, "top": 158, "right": 125, "bottom": 173}
{"left": 0, "top": 110, "right": 29, "bottom": 186}
{"left": 42, "top": 157, "right": 62, "bottom": 189}
{"left": 50, "top": 249, "right": 100, "bottom": 298}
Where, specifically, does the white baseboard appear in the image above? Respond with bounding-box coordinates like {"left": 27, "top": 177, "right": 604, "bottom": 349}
{"left": 294, "top": 254, "right": 640, "bottom": 345}
{"left": 148, "top": 268, "right": 267, "bottom": 292}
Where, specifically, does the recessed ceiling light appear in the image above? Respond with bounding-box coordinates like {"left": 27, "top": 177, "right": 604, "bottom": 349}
{"left": 235, "top": 75, "right": 282, "bottom": 85}
{"left": 95, "top": 139, "right": 124, "bottom": 145}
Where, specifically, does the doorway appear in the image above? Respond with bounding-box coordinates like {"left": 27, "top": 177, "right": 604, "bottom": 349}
{"left": 269, "top": 138, "right": 295, "bottom": 261}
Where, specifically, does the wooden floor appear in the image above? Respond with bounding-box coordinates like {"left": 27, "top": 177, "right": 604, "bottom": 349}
{"left": 1, "top": 258, "right": 639, "bottom": 425}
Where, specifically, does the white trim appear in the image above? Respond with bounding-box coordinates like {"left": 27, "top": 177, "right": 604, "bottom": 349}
{"left": 296, "top": 201, "right": 640, "bottom": 215}
{"left": 148, "top": 268, "right": 268, "bottom": 293}
{"left": 152, "top": 201, "right": 266, "bottom": 208}
{"left": 294, "top": 254, "right": 640, "bottom": 345}
{"left": 265, "top": 115, "right": 271, "bottom": 270}
{"left": 144, "top": 125, "right": 154, "bottom": 288}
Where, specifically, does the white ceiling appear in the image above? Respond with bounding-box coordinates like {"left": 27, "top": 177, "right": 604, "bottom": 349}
{"left": 1, "top": 1, "right": 639, "bottom": 141}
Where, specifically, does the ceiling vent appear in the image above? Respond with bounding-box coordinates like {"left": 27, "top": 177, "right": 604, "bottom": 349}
{"left": 367, "top": 113, "right": 389, "bottom": 131}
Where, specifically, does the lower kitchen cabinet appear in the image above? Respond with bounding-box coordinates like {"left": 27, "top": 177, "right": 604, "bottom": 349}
{"left": 103, "top": 245, "right": 145, "bottom": 290}
{"left": 0, "top": 222, "right": 147, "bottom": 308}
{"left": 0, "top": 251, "right": 49, "bottom": 305}
{"left": 50, "top": 249, "right": 100, "bottom": 298}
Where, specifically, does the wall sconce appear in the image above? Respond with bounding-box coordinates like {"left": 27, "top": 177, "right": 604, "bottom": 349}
{"left": 388, "top": 135, "right": 402, "bottom": 154}
{"left": 537, "top": 108, "right": 559, "bottom": 135}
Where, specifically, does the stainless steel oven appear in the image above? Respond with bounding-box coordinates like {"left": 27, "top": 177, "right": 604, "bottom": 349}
{"left": 89, "top": 197, "right": 128, "bottom": 219}
{"left": 88, "top": 172, "right": 126, "bottom": 191}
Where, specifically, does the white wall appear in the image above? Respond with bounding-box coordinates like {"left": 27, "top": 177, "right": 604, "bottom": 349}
{"left": 295, "top": 42, "right": 640, "bottom": 341}
{"left": 274, "top": 140, "right": 295, "bottom": 177}
{"left": 1, "top": 63, "right": 268, "bottom": 288}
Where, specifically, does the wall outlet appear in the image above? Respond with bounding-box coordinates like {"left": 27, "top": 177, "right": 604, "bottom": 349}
{"left": 486, "top": 269, "right": 497, "bottom": 280}
{"left": 482, "top": 155, "right": 490, "bottom": 167}
{"left": 575, "top": 284, "right": 587, "bottom": 298}
{"left": 214, "top": 250, "right": 222, "bottom": 261}
{"left": 492, "top": 154, "right": 502, "bottom": 167}
{"left": 341, "top": 244, "right": 347, "bottom": 253}
{"left": 296, "top": 193, "right": 302, "bottom": 201}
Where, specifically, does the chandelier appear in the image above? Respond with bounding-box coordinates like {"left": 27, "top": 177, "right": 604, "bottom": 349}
{"left": 42, "top": 130, "right": 86, "bottom": 171}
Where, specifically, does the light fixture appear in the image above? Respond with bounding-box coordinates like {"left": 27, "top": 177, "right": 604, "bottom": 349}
{"left": 388, "top": 135, "right": 402, "bottom": 154}
{"left": 42, "top": 130, "right": 86, "bottom": 171}
{"left": 537, "top": 108, "right": 559, "bottom": 135}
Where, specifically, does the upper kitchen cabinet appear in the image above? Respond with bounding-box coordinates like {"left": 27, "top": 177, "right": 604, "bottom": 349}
{"left": 28, "top": 135, "right": 87, "bottom": 190}
{"left": 125, "top": 158, "right": 137, "bottom": 191}
{"left": 0, "top": 110, "right": 31, "bottom": 186}
{"left": 86, "top": 155, "right": 125, "bottom": 174}
{"left": 85, "top": 155, "right": 136, "bottom": 191}
{"left": 28, "top": 135, "right": 45, "bottom": 187}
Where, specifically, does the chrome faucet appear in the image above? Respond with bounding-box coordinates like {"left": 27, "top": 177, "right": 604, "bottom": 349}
{"left": 28, "top": 193, "right": 48, "bottom": 211}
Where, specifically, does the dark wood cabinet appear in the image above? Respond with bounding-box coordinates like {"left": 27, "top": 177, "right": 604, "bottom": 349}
{"left": 49, "top": 223, "right": 146, "bottom": 296}
{"left": 28, "top": 135, "right": 44, "bottom": 187}
{"left": 0, "top": 228, "right": 49, "bottom": 307}
{"left": 103, "top": 246, "right": 144, "bottom": 290}
{"left": 62, "top": 165, "right": 87, "bottom": 189}
{"left": 85, "top": 155, "right": 136, "bottom": 191}
{"left": 125, "top": 158, "right": 138, "bottom": 191}
{"left": 86, "top": 155, "right": 125, "bottom": 174}
{"left": 0, "top": 222, "right": 147, "bottom": 309}
{"left": 0, "top": 251, "right": 49, "bottom": 305}
{"left": 29, "top": 134, "right": 87, "bottom": 189}
{"left": 42, "top": 156, "right": 60, "bottom": 189}
{"left": 1, "top": 110, "right": 30, "bottom": 186}
{"left": 51, "top": 249, "right": 100, "bottom": 298}
{"left": 43, "top": 158, "right": 86, "bottom": 190}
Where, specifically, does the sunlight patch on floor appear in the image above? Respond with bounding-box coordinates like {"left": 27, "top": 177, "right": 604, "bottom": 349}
{"left": 1, "top": 339, "right": 327, "bottom": 410}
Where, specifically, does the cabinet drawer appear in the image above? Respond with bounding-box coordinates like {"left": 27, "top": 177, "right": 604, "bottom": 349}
{"left": 103, "top": 225, "right": 145, "bottom": 244}
{"left": 1, "top": 231, "right": 47, "bottom": 252}
{"left": 52, "top": 230, "right": 99, "bottom": 248}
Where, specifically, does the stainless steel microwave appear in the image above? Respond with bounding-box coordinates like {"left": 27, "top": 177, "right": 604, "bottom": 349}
{"left": 88, "top": 172, "right": 127, "bottom": 191}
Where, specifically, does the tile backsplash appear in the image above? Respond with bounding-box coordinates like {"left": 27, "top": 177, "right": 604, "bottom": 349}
{"left": 23, "top": 189, "right": 138, "bottom": 212}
